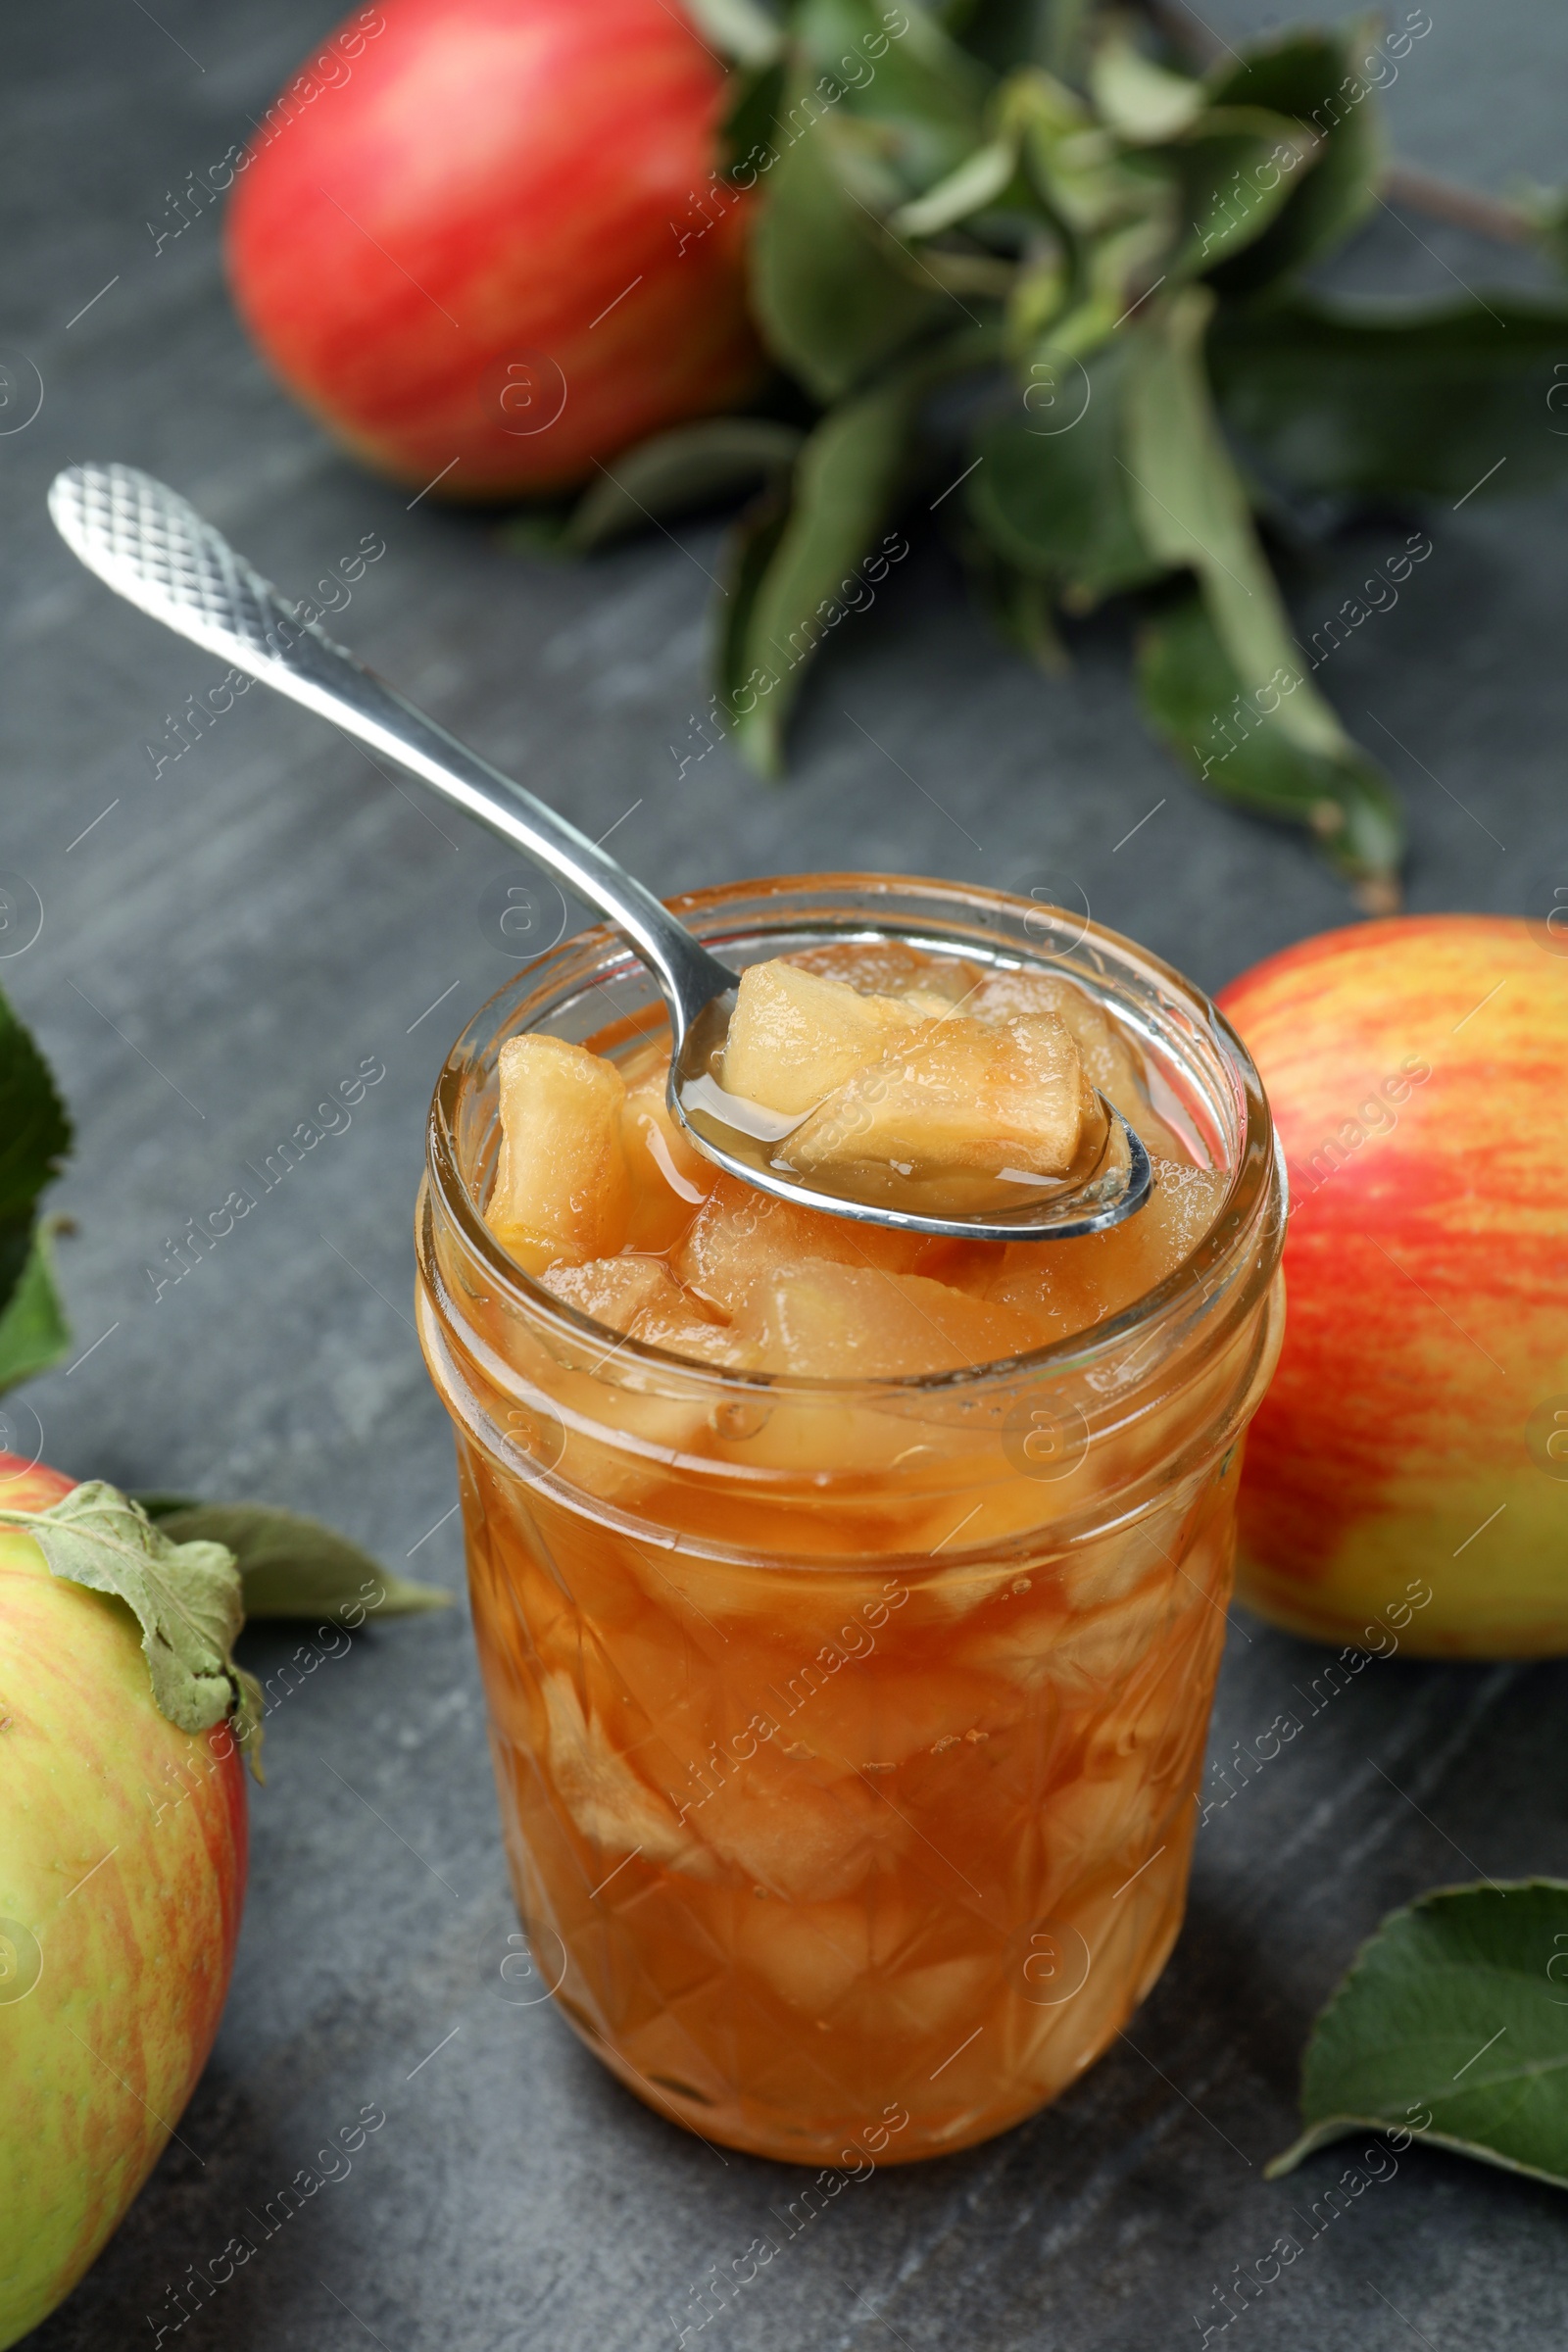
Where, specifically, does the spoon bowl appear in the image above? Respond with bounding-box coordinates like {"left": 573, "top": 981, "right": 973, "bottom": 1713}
{"left": 48, "top": 462, "right": 1150, "bottom": 1243}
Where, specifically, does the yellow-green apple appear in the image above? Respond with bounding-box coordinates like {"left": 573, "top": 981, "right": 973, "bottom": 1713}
{"left": 0, "top": 1451, "right": 247, "bottom": 2348}
{"left": 1219, "top": 916, "right": 1568, "bottom": 1656}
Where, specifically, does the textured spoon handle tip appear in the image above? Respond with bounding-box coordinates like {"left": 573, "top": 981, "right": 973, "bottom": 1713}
{"left": 48, "top": 462, "right": 349, "bottom": 677}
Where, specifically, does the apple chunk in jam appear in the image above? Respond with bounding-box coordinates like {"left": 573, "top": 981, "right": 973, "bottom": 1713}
{"left": 482, "top": 948, "right": 1224, "bottom": 1378}
{"left": 716, "top": 959, "right": 1103, "bottom": 1214}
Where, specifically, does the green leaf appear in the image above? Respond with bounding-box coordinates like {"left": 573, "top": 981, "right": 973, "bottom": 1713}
{"left": 722, "top": 55, "right": 788, "bottom": 176}
{"left": 751, "top": 87, "right": 956, "bottom": 398}
{"left": 1210, "top": 291, "right": 1568, "bottom": 501}
{"left": 560, "top": 420, "right": 805, "bottom": 552}
{"left": 720, "top": 393, "right": 915, "bottom": 770}
{"left": 0, "top": 984, "right": 72, "bottom": 1328}
{"left": 748, "top": 3, "right": 994, "bottom": 394}
{"left": 794, "top": 0, "right": 991, "bottom": 197}
{"left": 683, "top": 0, "right": 786, "bottom": 68}
{"left": 968, "top": 336, "right": 1168, "bottom": 606}
{"left": 0, "top": 1218, "right": 70, "bottom": 1396}
{"left": 1137, "top": 589, "right": 1403, "bottom": 898}
{"left": 719, "top": 328, "right": 1000, "bottom": 768}
{"left": 961, "top": 537, "right": 1067, "bottom": 670}
{"left": 946, "top": 0, "right": 1090, "bottom": 79}
{"left": 1202, "top": 24, "right": 1384, "bottom": 295}
{"left": 0, "top": 985, "right": 70, "bottom": 1227}
{"left": 147, "top": 1500, "right": 451, "bottom": 1624}
{"left": 1268, "top": 1882, "right": 1568, "bottom": 2191}
{"left": 1020, "top": 104, "right": 1163, "bottom": 246}
{"left": 1121, "top": 289, "right": 1355, "bottom": 767}
{"left": 0, "top": 1481, "right": 263, "bottom": 1777}
{"left": 892, "top": 135, "right": 1019, "bottom": 238}
{"left": 1089, "top": 33, "right": 1203, "bottom": 145}
{"left": 716, "top": 481, "right": 795, "bottom": 770}
{"left": 1170, "top": 116, "right": 1317, "bottom": 278}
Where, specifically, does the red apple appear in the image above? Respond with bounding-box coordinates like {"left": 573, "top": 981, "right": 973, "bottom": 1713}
{"left": 224, "top": 0, "right": 764, "bottom": 497}
{"left": 0, "top": 1452, "right": 247, "bottom": 2347}
{"left": 1219, "top": 917, "right": 1568, "bottom": 1657}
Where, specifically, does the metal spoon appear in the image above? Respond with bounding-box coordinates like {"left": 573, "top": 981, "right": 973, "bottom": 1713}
{"left": 48, "top": 462, "right": 1150, "bottom": 1243}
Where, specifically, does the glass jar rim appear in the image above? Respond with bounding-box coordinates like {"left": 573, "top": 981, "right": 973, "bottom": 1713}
{"left": 424, "top": 871, "right": 1284, "bottom": 1399}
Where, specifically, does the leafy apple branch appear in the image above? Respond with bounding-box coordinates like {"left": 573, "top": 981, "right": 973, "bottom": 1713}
{"left": 544, "top": 0, "right": 1568, "bottom": 903}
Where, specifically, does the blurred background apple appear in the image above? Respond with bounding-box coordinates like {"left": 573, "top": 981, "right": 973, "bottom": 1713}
{"left": 224, "top": 0, "right": 763, "bottom": 497}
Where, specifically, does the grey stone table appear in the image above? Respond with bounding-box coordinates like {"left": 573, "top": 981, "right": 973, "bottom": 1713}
{"left": 7, "top": 2, "right": 1567, "bottom": 2346}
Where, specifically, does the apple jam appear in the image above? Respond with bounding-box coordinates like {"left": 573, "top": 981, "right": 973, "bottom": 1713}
{"left": 416, "top": 876, "right": 1285, "bottom": 2163}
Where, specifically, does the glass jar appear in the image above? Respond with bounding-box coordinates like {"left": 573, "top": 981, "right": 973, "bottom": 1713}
{"left": 416, "top": 874, "right": 1285, "bottom": 2166}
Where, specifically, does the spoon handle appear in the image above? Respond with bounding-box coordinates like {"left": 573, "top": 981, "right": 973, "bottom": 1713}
{"left": 48, "top": 463, "right": 735, "bottom": 1031}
